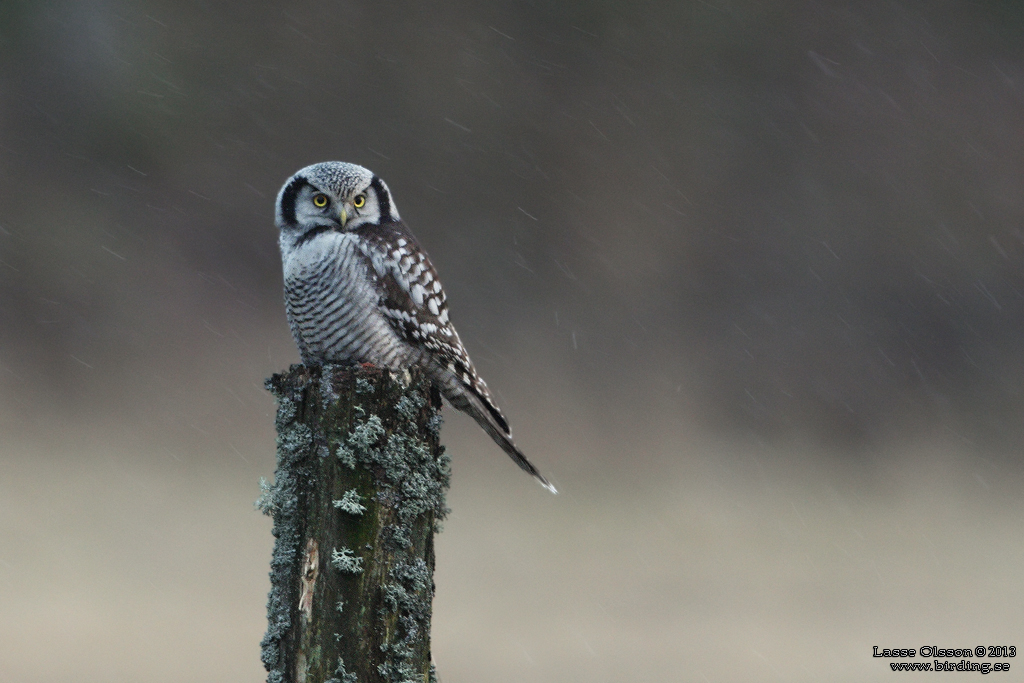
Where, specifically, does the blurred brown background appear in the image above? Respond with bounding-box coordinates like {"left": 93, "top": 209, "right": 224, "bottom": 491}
{"left": 1, "top": 1, "right": 1022, "bottom": 681}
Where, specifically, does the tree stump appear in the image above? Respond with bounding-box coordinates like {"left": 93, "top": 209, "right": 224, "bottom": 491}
{"left": 259, "top": 364, "right": 449, "bottom": 683}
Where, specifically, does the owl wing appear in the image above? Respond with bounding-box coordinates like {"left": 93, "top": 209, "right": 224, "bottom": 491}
{"left": 356, "top": 223, "right": 506, "bottom": 427}
{"left": 354, "top": 222, "right": 555, "bottom": 492}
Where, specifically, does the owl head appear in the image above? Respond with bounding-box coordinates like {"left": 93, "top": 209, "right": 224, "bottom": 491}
{"left": 276, "top": 161, "right": 401, "bottom": 241}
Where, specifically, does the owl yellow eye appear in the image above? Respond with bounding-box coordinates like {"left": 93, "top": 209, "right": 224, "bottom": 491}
{"left": 353, "top": 194, "right": 366, "bottom": 209}
{"left": 313, "top": 193, "right": 329, "bottom": 208}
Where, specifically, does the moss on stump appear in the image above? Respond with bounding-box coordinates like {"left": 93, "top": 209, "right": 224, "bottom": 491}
{"left": 259, "top": 364, "right": 449, "bottom": 683}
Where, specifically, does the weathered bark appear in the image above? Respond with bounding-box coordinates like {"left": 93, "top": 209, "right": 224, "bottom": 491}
{"left": 259, "top": 364, "right": 449, "bottom": 683}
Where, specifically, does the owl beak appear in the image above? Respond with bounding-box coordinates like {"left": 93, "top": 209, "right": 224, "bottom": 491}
{"left": 339, "top": 206, "right": 348, "bottom": 227}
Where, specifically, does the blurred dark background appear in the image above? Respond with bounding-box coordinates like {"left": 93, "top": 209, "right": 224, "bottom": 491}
{"left": 1, "top": 1, "right": 1022, "bottom": 681}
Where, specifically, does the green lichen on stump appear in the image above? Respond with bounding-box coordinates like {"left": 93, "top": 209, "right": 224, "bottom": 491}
{"left": 260, "top": 364, "right": 450, "bottom": 683}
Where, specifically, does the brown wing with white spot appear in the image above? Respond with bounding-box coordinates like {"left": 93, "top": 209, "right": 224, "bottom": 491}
{"left": 353, "top": 221, "right": 555, "bottom": 492}
{"left": 356, "top": 222, "right": 509, "bottom": 432}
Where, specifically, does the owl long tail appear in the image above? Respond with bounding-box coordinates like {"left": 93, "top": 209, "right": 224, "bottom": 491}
{"left": 430, "top": 368, "right": 557, "bottom": 494}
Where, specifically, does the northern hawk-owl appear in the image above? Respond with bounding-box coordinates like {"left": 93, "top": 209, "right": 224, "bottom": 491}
{"left": 275, "top": 161, "right": 555, "bottom": 493}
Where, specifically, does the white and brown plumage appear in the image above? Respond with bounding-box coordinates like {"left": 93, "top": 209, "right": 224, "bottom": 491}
{"left": 275, "top": 161, "right": 555, "bottom": 493}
